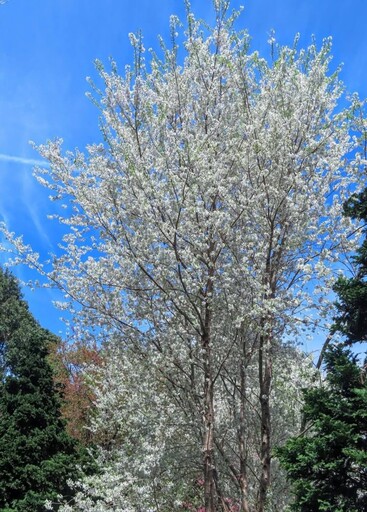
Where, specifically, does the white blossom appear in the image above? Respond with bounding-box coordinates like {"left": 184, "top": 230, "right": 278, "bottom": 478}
{"left": 2, "top": 2, "right": 365, "bottom": 510}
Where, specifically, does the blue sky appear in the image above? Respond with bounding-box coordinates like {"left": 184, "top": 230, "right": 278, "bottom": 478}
{"left": 0, "top": 0, "right": 367, "bottom": 347}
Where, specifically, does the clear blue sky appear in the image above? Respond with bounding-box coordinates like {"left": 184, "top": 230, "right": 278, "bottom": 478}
{"left": 0, "top": 0, "right": 366, "bottom": 344}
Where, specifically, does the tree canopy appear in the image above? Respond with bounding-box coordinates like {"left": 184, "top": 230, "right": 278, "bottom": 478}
{"left": 0, "top": 269, "right": 80, "bottom": 511}
{"left": 332, "top": 187, "right": 367, "bottom": 342}
{"left": 276, "top": 345, "right": 367, "bottom": 512}
{"left": 277, "top": 145, "right": 367, "bottom": 511}
{"left": 1, "top": 1, "right": 366, "bottom": 511}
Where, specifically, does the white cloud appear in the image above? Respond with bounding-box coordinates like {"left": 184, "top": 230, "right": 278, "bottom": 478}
{"left": 21, "top": 169, "right": 53, "bottom": 249}
{"left": 0, "top": 153, "right": 48, "bottom": 167}
{"left": 0, "top": 154, "right": 54, "bottom": 250}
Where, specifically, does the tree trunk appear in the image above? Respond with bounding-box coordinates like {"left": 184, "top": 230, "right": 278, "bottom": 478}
{"left": 239, "top": 342, "right": 250, "bottom": 512}
{"left": 257, "top": 333, "right": 272, "bottom": 512}
{"left": 202, "top": 253, "right": 218, "bottom": 512}
{"left": 202, "top": 326, "right": 217, "bottom": 512}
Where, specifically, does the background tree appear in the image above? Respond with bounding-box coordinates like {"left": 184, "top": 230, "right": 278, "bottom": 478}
{"left": 48, "top": 339, "right": 103, "bottom": 445}
{"left": 0, "top": 268, "right": 81, "bottom": 511}
{"left": 332, "top": 185, "right": 367, "bottom": 343}
{"left": 2, "top": 1, "right": 363, "bottom": 510}
{"left": 277, "top": 162, "right": 367, "bottom": 511}
{"left": 276, "top": 345, "right": 367, "bottom": 512}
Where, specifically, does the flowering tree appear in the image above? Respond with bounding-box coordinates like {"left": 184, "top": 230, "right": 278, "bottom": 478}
{"left": 2, "top": 1, "right": 364, "bottom": 510}
{"left": 52, "top": 340, "right": 204, "bottom": 511}
{"left": 53, "top": 339, "right": 315, "bottom": 512}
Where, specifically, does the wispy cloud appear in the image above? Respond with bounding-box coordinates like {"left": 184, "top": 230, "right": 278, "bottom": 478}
{"left": 0, "top": 153, "right": 48, "bottom": 167}
{"left": 21, "top": 169, "right": 54, "bottom": 249}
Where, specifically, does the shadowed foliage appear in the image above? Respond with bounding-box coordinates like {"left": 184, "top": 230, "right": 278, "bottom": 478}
{"left": 0, "top": 269, "right": 81, "bottom": 511}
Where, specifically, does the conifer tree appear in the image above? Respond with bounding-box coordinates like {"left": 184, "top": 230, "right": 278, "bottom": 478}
{"left": 277, "top": 183, "right": 367, "bottom": 511}
{"left": 0, "top": 269, "right": 80, "bottom": 511}
{"left": 276, "top": 345, "right": 367, "bottom": 512}
{"left": 332, "top": 187, "right": 367, "bottom": 342}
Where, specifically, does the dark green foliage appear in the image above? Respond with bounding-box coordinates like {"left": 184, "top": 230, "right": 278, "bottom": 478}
{"left": 332, "top": 189, "right": 367, "bottom": 341}
{"left": 333, "top": 276, "right": 367, "bottom": 342}
{"left": 0, "top": 269, "right": 79, "bottom": 511}
{"left": 276, "top": 345, "right": 367, "bottom": 511}
{"left": 279, "top": 184, "right": 367, "bottom": 511}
